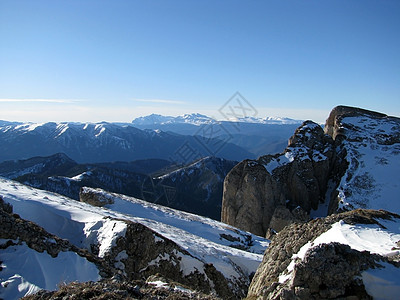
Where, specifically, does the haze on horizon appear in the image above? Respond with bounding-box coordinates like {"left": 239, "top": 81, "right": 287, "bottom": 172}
{"left": 0, "top": 0, "right": 399, "bottom": 124}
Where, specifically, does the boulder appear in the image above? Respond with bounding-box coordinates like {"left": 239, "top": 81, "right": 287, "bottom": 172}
{"left": 79, "top": 187, "right": 115, "bottom": 206}
{"left": 247, "top": 209, "right": 400, "bottom": 299}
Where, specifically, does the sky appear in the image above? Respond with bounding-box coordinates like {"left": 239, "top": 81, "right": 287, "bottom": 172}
{"left": 0, "top": 0, "right": 399, "bottom": 124}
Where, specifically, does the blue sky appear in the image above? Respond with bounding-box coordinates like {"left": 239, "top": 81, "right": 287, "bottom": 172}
{"left": 0, "top": 0, "right": 399, "bottom": 123}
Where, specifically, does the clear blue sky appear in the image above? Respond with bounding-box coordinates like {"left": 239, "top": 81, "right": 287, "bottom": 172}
{"left": 1, "top": 0, "right": 399, "bottom": 123}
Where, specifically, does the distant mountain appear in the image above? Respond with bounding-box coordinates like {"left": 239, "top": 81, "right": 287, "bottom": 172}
{"left": 0, "top": 120, "right": 22, "bottom": 127}
{"left": 132, "top": 113, "right": 302, "bottom": 126}
{"left": 132, "top": 114, "right": 303, "bottom": 157}
{"left": 145, "top": 156, "right": 237, "bottom": 220}
{"left": 0, "top": 121, "right": 252, "bottom": 163}
{"left": 132, "top": 113, "right": 215, "bottom": 126}
{"left": 0, "top": 153, "right": 236, "bottom": 220}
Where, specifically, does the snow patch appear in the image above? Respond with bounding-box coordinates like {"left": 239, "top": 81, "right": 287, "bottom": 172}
{"left": 114, "top": 250, "right": 129, "bottom": 271}
{"left": 0, "top": 243, "right": 100, "bottom": 299}
{"left": 362, "top": 262, "right": 400, "bottom": 300}
{"left": 279, "top": 219, "right": 400, "bottom": 283}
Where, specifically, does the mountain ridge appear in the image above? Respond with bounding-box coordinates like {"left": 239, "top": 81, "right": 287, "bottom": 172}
{"left": 132, "top": 113, "right": 303, "bottom": 126}
{"left": 0, "top": 121, "right": 252, "bottom": 163}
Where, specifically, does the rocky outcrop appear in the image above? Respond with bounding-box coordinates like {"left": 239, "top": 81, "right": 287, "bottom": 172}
{"left": 247, "top": 209, "right": 400, "bottom": 299}
{"left": 23, "top": 276, "right": 221, "bottom": 300}
{"left": 222, "top": 121, "right": 334, "bottom": 236}
{"left": 324, "top": 106, "right": 400, "bottom": 214}
{"left": 105, "top": 221, "right": 238, "bottom": 299}
{"left": 80, "top": 187, "right": 115, "bottom": 206}
{"left": 78, "top": 187, "right": 248, "bottom": 299}
{"left": 222, "top": 105, "right": 400, "bottom": 236}
{"left": 324, "top": 105, "right": 390, "bottom": 140}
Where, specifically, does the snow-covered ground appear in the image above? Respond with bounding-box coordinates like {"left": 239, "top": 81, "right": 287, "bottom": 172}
{"left": 278, "top": 218, "right": 400, "bottom": 298}
{"left": 0, "top": 241, "right": 100, "bottom": 300}
{"left": 0, "top": 177, "right": 268, "bottom": 299}
{"left": 335, "top": 115, "right": 400, "bottom": 212}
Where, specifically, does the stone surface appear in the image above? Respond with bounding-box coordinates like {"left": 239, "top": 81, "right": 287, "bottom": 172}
{"left": 23, "top": 276, "right": 221, "bottom": 300}
{"left": 247, "top": 209, "right": 400, "bottom": 299}
{"left": 80, "top": 187, "right": 115, "bottom": 206}
{"left": 324, "top": 105, "right": 400, "bottom": 214}
{"left": 78, "top": 188, "right": 249, "bottom": 299}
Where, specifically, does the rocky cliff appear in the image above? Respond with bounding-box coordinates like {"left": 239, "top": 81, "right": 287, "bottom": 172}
{"left": 222, "top": 106, "right": 400, "bottom": 237}
{"left": 222, "top": 120, "right": 334, "bottom": 236}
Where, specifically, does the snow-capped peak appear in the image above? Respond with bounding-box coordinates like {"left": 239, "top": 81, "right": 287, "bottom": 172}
{"left": 132, "top": 113, "right": 215, "bottom": 126}
{"left": 131, "top": 114, "right": 175, "bottom": 126}
{"left": 132, "top": 113, "right": 302, "bottom": 126}
{"left": 234, "top": 116, "right": 303, "bottom": 124}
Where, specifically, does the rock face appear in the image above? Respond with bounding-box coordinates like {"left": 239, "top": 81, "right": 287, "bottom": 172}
{"left": 222, "top": 106, "right": 400, "bottom": 237}
{"left": 222, "top": 120, "right": 334, "bottom": 236}
{"left": 247, "top": 209, "right": 400, "bottom": 299}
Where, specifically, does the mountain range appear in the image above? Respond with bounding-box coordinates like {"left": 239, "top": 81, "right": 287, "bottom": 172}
{"left": 131, "top": 113, "right": 302, "bottom": 126}
{"left": 0, "top": 121, "right": 251, "bottom": 163}
{"left": 1, "top": 106, "right": 400, "bottom": 299}
{"left": 0, "top": 113, "right": 303, "bottom": 164}
{"left": 0, "top": 153, "right": 235, "bottom": 220}
{"left": 132, "top": 113, "right": 303, "bottom": 157}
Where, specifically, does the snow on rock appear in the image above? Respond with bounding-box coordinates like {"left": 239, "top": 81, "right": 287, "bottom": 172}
{"left": 248, "top": 209, "right": 400, "bottom": 299}
{"left": 325, "top": 107, "right": 400, "bottom": 213}
{"left": 79, "top": 187, "right": 268, "bottom": 282}
{"left": 70, "top": 171, "right": 92, "bottom": 181}
{"left": 0, "top": 178, "right": 268, "bottom": 299}
{"left": 280, "top": 218, "right": 400, "bottom": 284}
{"left": 0, "top": 178, "right": 127, "bottom": 254}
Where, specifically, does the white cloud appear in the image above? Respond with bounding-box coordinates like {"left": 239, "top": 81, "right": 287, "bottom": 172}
{"left": 133, "top": 98, "right": 186, "bottom": 105}
{"left": 0, "top": 98, "right": 83, "bottom": 103}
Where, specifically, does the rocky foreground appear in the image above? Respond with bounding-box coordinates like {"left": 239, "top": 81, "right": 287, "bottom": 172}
{"left": 247, "top": 209, "right": 400, "bottom": 299}
{"left": 0, "top": 177, "right": 267, "bottom": 299}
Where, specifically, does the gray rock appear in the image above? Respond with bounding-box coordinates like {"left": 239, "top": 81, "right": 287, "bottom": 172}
{"left": 222, "top": 120, "right": 333, "bottom": 236}
{"left": 247, "top": 209, "right": 400, "bottom": 299}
